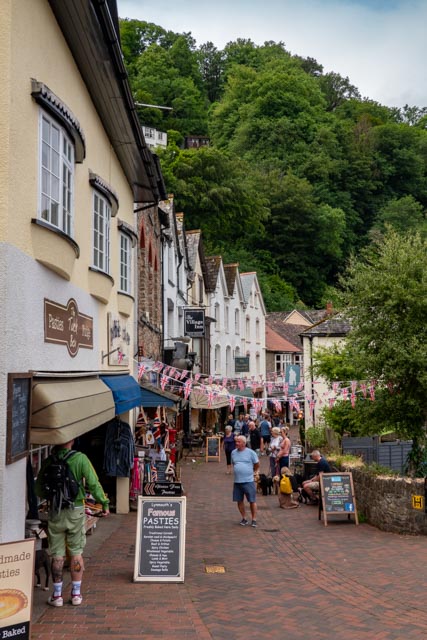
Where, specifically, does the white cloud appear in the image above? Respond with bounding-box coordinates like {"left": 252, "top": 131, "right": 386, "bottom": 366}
{"left": 118, "top": 0, "right": 427, "bottom": 108}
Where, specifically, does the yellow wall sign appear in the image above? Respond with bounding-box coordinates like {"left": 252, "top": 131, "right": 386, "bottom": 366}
{"left": 0, "top": 538, "right": 34, "bottom": 638}
{"left": 412, "top": 495, "right": 424, "bottom": 510}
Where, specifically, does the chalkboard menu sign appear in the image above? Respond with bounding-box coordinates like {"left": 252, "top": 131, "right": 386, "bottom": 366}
{"left": 206, "top": 436, "right": 221, "bottom": 462}
{"left": 134, "top": 496, "right": 186, "bottom": 582}
{"left": 319, "top": 472, "right": 358, "bottom": 526}
{"left": 6, "top": 373, "right": 32, "bottom": 465}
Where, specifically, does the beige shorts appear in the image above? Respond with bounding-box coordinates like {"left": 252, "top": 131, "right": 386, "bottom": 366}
{"left": 305, "top": 481, "right": 320, "bottom": 491}
{"left": 48, "top": 506, "right": 86, "bottom": 557}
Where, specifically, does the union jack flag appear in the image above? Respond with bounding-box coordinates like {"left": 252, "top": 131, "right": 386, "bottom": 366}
{"left": 194, "top": 373, "right": 201, "bottom": 383}
{"left": 228, "top": 395, "right": 236, "bottom": 412}
{"left": 184, "top": 379, "right": 193, "bottom": 400}
{"left": 160, "top": 375, "right": 168, "bottom": 391}
{"left": 117, "top": 350, "right": 124, "bottom": 364}
{"left": 137, "top": 363, "right": 147, "bottom": 380}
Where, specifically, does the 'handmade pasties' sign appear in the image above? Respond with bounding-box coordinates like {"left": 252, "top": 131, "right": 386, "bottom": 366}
{"left": 44, "top": 298, "right": 93, "bottom": 357}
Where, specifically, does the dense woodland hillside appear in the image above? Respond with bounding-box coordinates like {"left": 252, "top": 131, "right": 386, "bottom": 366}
{"left": 120, "top": 19, "right": 427, "bottom": 309}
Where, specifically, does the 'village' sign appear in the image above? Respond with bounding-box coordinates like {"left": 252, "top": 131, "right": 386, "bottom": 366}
{"left": 44, "top": 298, "right": 93, "bottom": 357}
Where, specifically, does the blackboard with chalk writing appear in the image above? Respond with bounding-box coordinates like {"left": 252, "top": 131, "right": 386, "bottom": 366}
{"left": 319, "top": 472, "right": 359, "bottom": 526}
{"left": 134, "top": 496, "right": 186, "bottom": 582}
{"left": 6, "top": 373, "right": 32, "bottom": 465}
{"left": 206, "top": 436, "right": 221, "bottom": 462}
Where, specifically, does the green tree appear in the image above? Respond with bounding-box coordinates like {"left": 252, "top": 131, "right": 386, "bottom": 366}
{"left": 315, "top": 229, "right": 427, "bottom": 474}
{"left": 372, "top": 195, "right": 426, "bottom": 236}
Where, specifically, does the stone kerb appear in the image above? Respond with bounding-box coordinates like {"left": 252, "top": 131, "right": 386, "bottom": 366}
{"left": 350, "top": 468, "right": 427, "bottom": 535}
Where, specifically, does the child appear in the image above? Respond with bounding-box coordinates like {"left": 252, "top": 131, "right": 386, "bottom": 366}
{"left": 278, "top": 467, "right": 299, "bottom": 509}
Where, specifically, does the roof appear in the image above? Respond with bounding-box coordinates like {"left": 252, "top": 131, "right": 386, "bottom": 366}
{"left": 265, "top": 325, "right": 301, "bottom": 353}
{"left": 266, "top": 315, "right": 306, "bottom": 349}
{"left": 185, "top": 230, "right": 201, "bottom": 272}
{"left": 240, "top": 272, "right": 256, "bottom": 304}
{"left": 48, "top": 0, "right": 163, "bottom": 203}
{"left": 223, "top": 263, "right": 239, "bottom": 297}
{"left": 300, "top": 313, "right": 352, "bottom": 337}
{"left": 204, "top": 256, "right": 222, "bottom": 292}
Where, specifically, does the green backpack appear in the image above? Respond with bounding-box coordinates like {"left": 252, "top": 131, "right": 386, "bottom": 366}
{"left": 280, "top": 475, "right": 293, "bottom": 495}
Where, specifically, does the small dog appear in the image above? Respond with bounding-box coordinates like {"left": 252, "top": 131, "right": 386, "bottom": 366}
{"left": 272, "top": 475, "right": 280, "bottom": 495}
{"left": 35, "top": 549, "right": 50, "bottom": 590}
{"left": 258, "top": 473, "right": 273, "bottom": 496}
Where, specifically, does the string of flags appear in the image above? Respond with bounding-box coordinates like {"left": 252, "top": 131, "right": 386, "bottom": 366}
{"left": 134, "top": 356, "right": 389, "bottom": 413}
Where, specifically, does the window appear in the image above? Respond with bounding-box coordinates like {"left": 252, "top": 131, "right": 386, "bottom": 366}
{"left": 275, "top": 353, "right": 292, "bottom": 374}
{"left": 246, "top": 316, "right": 250, "bottom": 340}
{"left": 214, "top": 345, "right": 221, "bottom": 373}
{"left": 225, "top": 306, "right": 229, "bottom": 333}
{"left": 119, "top": 233, "right": 131, "bottom": 293}
{"left": 234, "top": 309, "right": 240, "bottom": 334}
{"left": 256, "top": 319, "right": 260, "bottom": 342}
{"left": 39, "top": 111, "right": 74, "bottom": 235}
{"left": 93, "top": 191, "right": 111, "bottom": 273}
{"left": 226, "top": 346, "right": 232, "bottom": 377}
{"left": 198, "top": 276, "right": 204, "bottom": 305}
{"left": 214, "top": 303, "right": 220, "bottom": 330}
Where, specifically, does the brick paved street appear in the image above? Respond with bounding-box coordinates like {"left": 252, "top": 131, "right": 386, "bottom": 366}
{"left": 31, "top": 454, "right": 427, "bottom": 639}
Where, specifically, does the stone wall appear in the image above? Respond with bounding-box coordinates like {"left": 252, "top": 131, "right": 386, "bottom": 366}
{"left": 350, "top": 468, "right": 427, "bottom": 535}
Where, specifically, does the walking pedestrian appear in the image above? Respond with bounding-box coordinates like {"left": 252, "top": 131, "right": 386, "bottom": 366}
{"left": 269, "top": 427, "right": 283, "bottom": 477}
{"left": 35, "top": 439, "right": 109, "bottom": 607}
{"left": 259, "top": 412, "right": 272, "bottom": 455}
{"left": 231, "top": 435, "right": 260, "bottom": 527}
{"left": 248, "top": 420, "right": 261, "bottom": 454}
{"left": 277, "top": 426, "right": 291, "bottom": 471}
{"left": 223, "top": 425, "right": 236, "bottom": 474}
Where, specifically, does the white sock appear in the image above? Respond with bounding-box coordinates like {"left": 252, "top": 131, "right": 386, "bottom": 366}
{"left": 71, "top": 580, "right": 81, "bottom": 595}
{"left": 53, "top": 582, "right": 63, "bottom": 597}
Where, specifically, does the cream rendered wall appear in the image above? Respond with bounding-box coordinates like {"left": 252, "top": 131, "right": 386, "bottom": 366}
{"left": 0, "top": 0, "right": 138, "bottom": 541}
{"left": 302, "top": 335, "right": 345, "bottom": 428}
{"left": 8, "top": 0, "right": 135, "bottom": 363}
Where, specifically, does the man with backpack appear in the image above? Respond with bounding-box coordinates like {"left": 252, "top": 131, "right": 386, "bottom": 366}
{"left": 35, "top": 439, "right": 109, "bottom": 607}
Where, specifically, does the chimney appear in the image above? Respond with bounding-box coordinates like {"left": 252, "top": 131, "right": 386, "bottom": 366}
{"left": 326, "top": 301, "right": 333, "bottom": 315}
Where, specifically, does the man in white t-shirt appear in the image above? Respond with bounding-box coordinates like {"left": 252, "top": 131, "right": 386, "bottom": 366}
{"left": 231, "top": 436, "right": 260, "bottom": 527}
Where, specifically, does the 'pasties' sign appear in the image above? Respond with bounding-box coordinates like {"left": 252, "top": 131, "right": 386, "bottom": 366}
{"left": 44, "top": 298, "right": 93, "bottom": 357}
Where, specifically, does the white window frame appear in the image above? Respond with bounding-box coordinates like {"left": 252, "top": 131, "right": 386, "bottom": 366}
{"left": 214, "top": 344, "right": 221, "bottom": 373}
{"left": 39, "top": 110, "right": 74, "bottom": 236}
{"left": 234, "top": 309, "right": 240, "bottom": 334}
{"left": 92, "top": 191, "right": 111, "bottom": 273}
{"left": 119, "top": 232, "right": 131, "bottom": 294}
{"left": 275, "top": 353, "right": 292, "bottom": 374}
{"left": 214, "top": 303, "right": 220, "bottom": 330}
{"left": 225, "top": 306, "right": 229, "bottom": 333}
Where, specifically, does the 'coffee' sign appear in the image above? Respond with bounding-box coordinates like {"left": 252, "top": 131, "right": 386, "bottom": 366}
{"left": 44, "top": 298, "right": 93, "bottom": 357}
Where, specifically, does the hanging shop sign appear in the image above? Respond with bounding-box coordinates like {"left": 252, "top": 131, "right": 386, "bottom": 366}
{"left": 134, "top": 496, "right": 186, "bottom": 582}
{"left": 44, "top": 298, "right": 93, "bottom": 357}
{"left": 0, "top": 538, "right": 35, "bottom": 639}
{"left": 234, "top": 356, "right": 250, "bottom": 373}
{"left": 184, "top": 309, "right": 205, "bottom": 337}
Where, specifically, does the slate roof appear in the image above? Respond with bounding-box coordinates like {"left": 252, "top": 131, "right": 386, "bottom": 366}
{"left": 204, "top": 255, "right": 222, "bottom": 292}
{"left": 185, "top": 230, "right": 201, "bottom": 272}
{"left": 266, "top": 325, "right": 301, "bottom": 353}
{"left": 240, "top": 272, "right": 256, "bottom": 304}
{"left": 266, "top": 315, "right": 306, "bottom": 350}
{"left": 300, "top": 313, "right": 351, "bottom": 337}
{"left": 223, "top": 263, "right": 239, "bottom": 297}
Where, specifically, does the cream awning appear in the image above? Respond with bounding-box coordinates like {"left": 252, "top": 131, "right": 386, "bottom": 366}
{"left": 189, "top": 385, "right": 230, "bottom": 410}
{"left": 30, "top": 377, "right": 115, "bottom": 445}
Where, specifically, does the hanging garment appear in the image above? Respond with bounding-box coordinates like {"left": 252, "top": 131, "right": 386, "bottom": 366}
{"left": 104, "top": 418, "right": 135, "bottom": 477}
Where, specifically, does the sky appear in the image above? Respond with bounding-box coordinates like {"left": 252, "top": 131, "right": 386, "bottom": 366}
{"left": 117, "top": 0, "right": 427, "bottom": 109}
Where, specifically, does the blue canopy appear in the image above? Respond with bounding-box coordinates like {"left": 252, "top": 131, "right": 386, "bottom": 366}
{"left": 100, "top": 375, "right": 141, "bottom": 415}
